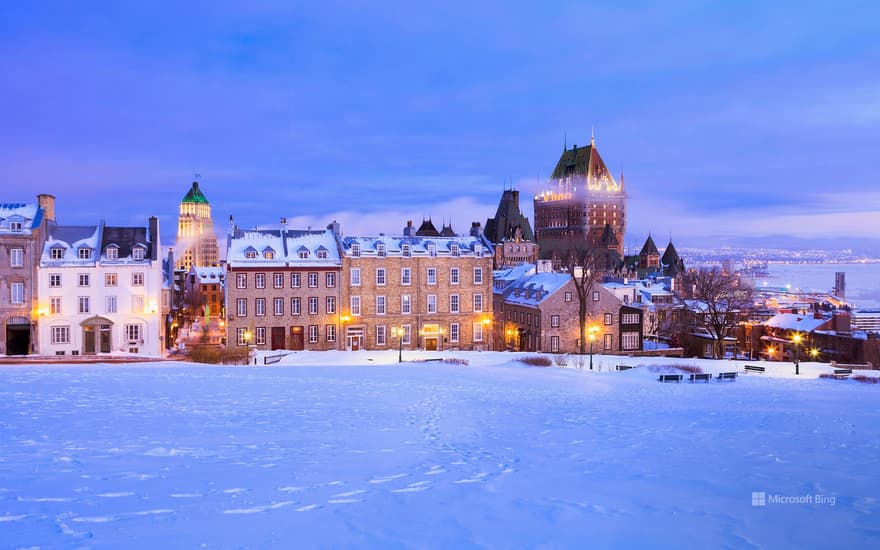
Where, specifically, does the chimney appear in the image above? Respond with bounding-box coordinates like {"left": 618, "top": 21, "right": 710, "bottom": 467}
{"left": 280, "top": 217, "right": 288, "bottom": 233}
{"left": 327, "top": 220, "right": 341, "bottom": 235}
{"left": 470, "top": 221, "right": 482, "bottom": 237}
{"left": 814, "top": 311, "right": 822, "bottom": 320}
{"left": 37, "top": 193, "right": 56, "bottom": 222}
{"left": 833, "top": 311, "right": 851, "bottom": 332}
{"left": 148, "top": 216, "right": 160, "bottom": 261}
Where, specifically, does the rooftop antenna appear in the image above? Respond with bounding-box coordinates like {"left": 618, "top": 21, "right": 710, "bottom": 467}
{"left": 564, "top": 132, "right": 567, "bottom": 151}
{"left": 590, "top": 126, "right": 595, "bottom": 146}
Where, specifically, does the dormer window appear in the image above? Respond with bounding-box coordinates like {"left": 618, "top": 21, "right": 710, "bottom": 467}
{"left": 402, "top": 244, "right": 411, "bottom": 257}
{"left": 427, "top": 244, "right": 436, "bottom": 257}
{"left": 351, "top": 244, "right": 360, "bottom": 257}
{"left": 78, "top": 247, "right": 92, "bottom": 260}
{"left": 377, "top": 244, "right": 386, "bottom": 257}
{"left": 245, "top": 250, "right": 257, "bottom": 259}
{"left": 298, "top": 250, "right": 309, "bottom": 259}
{"left": 10, "top": 221, "right": 22, "bottom": 232}
{"left": 105, "top": 245, "right": 119, "bottom": 260}
{"left": 317, "top": 250, "right": 328, "bottom": 259}
{"left": 451, "top": 244, "right": 460, "bottom": 257}
{"left": 264, "top": 251, "right": 274, "bottom": 259}
{"left": 132, "top": 247, "right": 145, "bottom": 261}
{"left": 50, "top": 247, "right": 64, "bottom": 260}
{"left": 474, "top": 244, "right": 483, "bottom": 255}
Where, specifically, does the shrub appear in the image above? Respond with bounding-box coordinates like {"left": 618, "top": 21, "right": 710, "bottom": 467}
{"left": 189, "top": 346, "right": 249, "bottom": 365}
{"left": 443, "top": 358, "right": 469, "bottom": 366}
{"left": 573, "top": 356, "right": 587, "bottom": 369}
{"left": 519, "top": 356, "right": 552, "bottom": 367}
{"left": 649, "top": 364, "right": 701, "bottom": 374}
{"left": 553, "top": 354, "right": 569, "bottom": 367}
{"left": 853, "top": 375, "right": 880, "bottom": 384}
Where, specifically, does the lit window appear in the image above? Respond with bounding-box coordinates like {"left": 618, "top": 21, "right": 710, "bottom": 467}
{"left": 105, "top": 273, "right": 117, "bottom": 287}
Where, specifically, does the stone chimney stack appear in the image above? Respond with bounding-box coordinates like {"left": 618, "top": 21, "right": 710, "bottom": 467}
{"left": 37, "top": 193, "right": 56, "bottom": 221}
{"left": 470, "top": 221, "right": 482, "bottom": 237}
{"left": 149, "top": 216, "right": 160, "bottom": 261}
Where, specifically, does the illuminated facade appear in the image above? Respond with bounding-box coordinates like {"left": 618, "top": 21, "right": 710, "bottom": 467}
{"left": 176, "top": 181, "right": 219, "bottom": 271}
{"left": 533, "top": 135, "right": 626, "bottom": 261}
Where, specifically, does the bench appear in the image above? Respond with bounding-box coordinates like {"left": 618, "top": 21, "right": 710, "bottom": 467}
{"left": 616, "top": 365, "right": 634, "bottom": 371}
{"left": 658, "top": 374, "right": 683, "bottom": 383}
{"left": 263, "top": 353, "right": 290, "bottom": 365}
{"left": 834, "top": 368, "right": 852, "bottom": 375}
{"left": 689, "top": 373, "right": 711, "bottom": 383}
{"left": 744, "top": 365, "right": 765, "bottom": 373}
{"left": 717, "top": 372, "right": 737, "bottom": 381}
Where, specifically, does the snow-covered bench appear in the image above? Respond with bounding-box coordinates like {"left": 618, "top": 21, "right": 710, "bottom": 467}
{"left": 716, "top": 372, "right": 737, "bottom": 381}
{"left": 658, "top": 374, "right": 683, "bottom": 383}
{"left": 616, "top": 365, "right": 634, "bottom": 371}
{"left": 744, "top": 365, "right": 765, "bottom": 373}
{"left": 834, "top": 368, "right": 852, "bottom": 375}
{"left": 689, "top": 373, "right": 711, "bottom": 383}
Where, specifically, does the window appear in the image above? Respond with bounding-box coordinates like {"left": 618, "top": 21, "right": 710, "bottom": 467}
{"left": 255, "top": 273, "right": 266, "bottom": 289}
{"left": 263, "top": 249, "right": 275, "bottom": 260}
{"left": 245, "top": 250, "right": 257, "bottom": 259}
{"left": 351, "top": 296, "right": 361, "bottom": 316}
{"left": 450, "top": 294, "right": 459, "bottom": 313}
{"left": 326, "top": 296, "right": 336, "bottom": 314}
{"left": 604, "top": 313, "right": 613, "bottom": 325}
{"left": 351, "top": 268, "right": 361, "bottom": 286}
{"left": 105, "top": 273, "right": 117, "bottom": 287}
{"left": 298, "top": 249, "right": 309, "bottom": 259}
{"left": 376, "top": 325, "right": 386, "bottom": 346}
{"left": 256, "top": 327, "right": 267, "bottom": 345}
{"left": 10, "top": 248, "right": 23, "bottom": 267}
{"left": 402, "top": 244, "right": 412, "bottom": 257}
{"left": 475, "top": 244, "right": 483, "bottom": 255}
{"left": 78, "top": 274, "right": 90, "bottom": 287}
{"left": 401, "top": 295, "right": 411, "bottom": 314}
{"left": 274, "top": 273, "right": 284, "bottom": 288}
{"left": 308, "top": 297, "right": 318, "bottom": 315}
{"left": 125, "top": 323, "right": 141, "bottom": 342}
{"left": 316, "top": 250, "right": 328, "bottom": 259}
{"left": 401, "top": 268, "right": 411, "bottom": 285}
{"left": 450, "top": 268, "right": 459, "bottom": 285}
{"left": 10, "top": 221, "right": 22, "bottom": 232}
{"left": 351, "top": 244, "right": 360, "bottom": 257}
{"left": 326, "top": 272, "right": 336, "bottom": 288}
{"left": 236, "top": 298, "right": 247, "bottom": 317}
{"left": 473, "top": 293, "right": 483, "bottom": 312}
{"left": 78, "top": 248, "right": 92, "bottom": 260}
{"left": 622, "top": 332, "right": 639, "bottom": 351}
{"left": 52, "top": 326, "right": 70, "bottom": 344}
{"left": 291, "top": 297, "right": 301, "bottom": 315}
{"left": 427, "top": 294, "right": 437, "bottom": 314}
{"left": 565, "top": 292, "right": 572, "bottom": 302}
{"left": 473, "top": 267, "right": 483, "bottom": 284}
{"left": 308, "top": 272, "right": 318, "bottom": 288}
{"left": 450, "top": 323, "right": 459, "bottom": 343}
{"left": 105, "top": 296, "right": 117, "bottom": 314}
{"left": 451, "top": 244, "right": 460, "bottom": 257}
{"left": 10, "top": 282, "right": 24, "bottom": 304}
{"left": 50, "top": 247, "right": 64, "bottom": 260}
{"left": 237, "top": 273, "right": 247, "bottom": 289}
{"left": 427, "top": 244, "right": 436, "bottom": 257}
{"left": 236, "top": 328, "right": 248, "bottom": 346}
{"left": 50, "top": 296, "right": 62, "bottom": 315}
{"left": 291, "top": 273, "right": 301, "bottom": 288}
{"left": 49, "top": 274, "right": 61, "bottom": 287}
{"left": 377, "top": 244, "right": 386, "bottom": 257}
{"left": 592, "top": 291, "right": 600, "bottom": 301}
{"left": 376, "top": 268, "right": 386, "bottom": 286}
{"left": 473, "top": 322, "right": 483, "bottom": 342}
{"left": 78, "top": 296, "right": 90, "bottom": 314}
{"left": 550, "top": 336, "right": 560, "bottom": 352}
{"left": 255, "top": 298, "right": 266, "bottom": 316}
{"left": 604, "top": 334, "right": 613, "bottom": 350}
{"left": 326, "top": 325, "right": 336, "bottom": 342}
{"left": 622, "top": 313, "right": 640, "bottom": 325}
{"left": 132, "top": 272, "right": 144, "bottom": 286}
{"left": 551, "top": 315, "right": 560, "bottom": 328}
{"left": 132, "top": 248, "right": 145, "bottom": 261}
{"left": 402, "top": 324, "right": 412, "bottom": 344}
{"left": 427, "top": 268, "right": 437, "bottom": 285}
{"left": 308, "top": 325, "right": 319, "bottom": 344}
{"left": 376, "top": 295, "right": 386, "bottom": 315}
{"left": 105, "top": 246, "right": 118, "bottom": 260}
{"left": 132, "top": 295, "right": 144, "bottom": 313}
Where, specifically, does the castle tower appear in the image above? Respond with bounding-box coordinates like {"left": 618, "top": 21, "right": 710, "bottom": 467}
{"left": 533, "top": 135, "right": 627, "bottom": 262}
{"left": 176, "top": 180, "right": 219, "bottom": 270}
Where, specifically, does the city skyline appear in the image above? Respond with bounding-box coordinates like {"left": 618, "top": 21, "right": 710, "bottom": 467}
{"left": 2, "top": 2, "right": 878, "bottom": 251}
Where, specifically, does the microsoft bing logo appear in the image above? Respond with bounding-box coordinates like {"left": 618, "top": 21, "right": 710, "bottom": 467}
{"left": 752, "top": 492, "right": 766, "bottom": 506}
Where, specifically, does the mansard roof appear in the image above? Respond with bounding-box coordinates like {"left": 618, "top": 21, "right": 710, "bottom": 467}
{"left": 101, "top": 225, "right": 152, "bottom": 261}
{"left": 484, "top": 189, "right": 535, "bottom": 244}
{"left": 639, "top": 235, "right": 660, "bottom": 257}
{"left": 600, "top": 224, "right": 618, "bottom": 247}
{"left": 227, "top": 228, "right": 341, "bottom": 267}
{"left": 182, "top": 181, "right": 209, "bottom": 204}
{"left": 415, "top": 218, "right": 440, "bottom": 237}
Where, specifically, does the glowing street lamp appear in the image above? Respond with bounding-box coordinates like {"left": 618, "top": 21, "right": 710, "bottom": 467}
{"left": 810, "top": 347, "right": 819, "bottom": 361}
{"left": 482, "top": 318, "right": 491, "bottom": 351}
{"left": 391, "top": 327, "right": 404, "bottom": 363}
{"left": 588, "top": 325, "right": 599, "bottom": 370}
{"left": 792, "top": 333, "right": 802, "bottom": 375}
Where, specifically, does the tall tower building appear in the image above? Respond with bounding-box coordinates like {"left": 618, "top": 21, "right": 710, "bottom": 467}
{"left": 176, "top": 181, "right": 219, "bottom": 271}
{"left": 533, "top": 134, "right": 627, "bottom": 263}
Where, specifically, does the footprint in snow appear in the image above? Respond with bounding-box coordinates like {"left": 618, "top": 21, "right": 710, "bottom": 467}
{"left": 333, "top": 489, "right": 367, "bottom": 497}
{"left": 222, "top": 488, "right": 247, "bottom": 494}
{"left": 454, "top": 473, "right": 489, "bottom": 484}
{"left": 296, "top": 504, "right": 322, "bottom": 512}
{"left": 369, "top": 473, "right": 407, "bottom": 484}
{"left": 391, "top": 481, "right": 432, "bottom": 493}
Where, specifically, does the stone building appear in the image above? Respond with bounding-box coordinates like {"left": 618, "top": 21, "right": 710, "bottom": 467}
{"left": 483, "top": 189, "right": 539, "bottom": 269}
{"left": 176, "top": 180, "right": 219, "bottom": 271}
{"left": 0, "top": 194, "right": 53, "bottom": 355}
{"left": 337, "top": 234, "right": 495, "bottom": 351}
{"left": 225, "top": 227, "right": 342, "bottom": 351}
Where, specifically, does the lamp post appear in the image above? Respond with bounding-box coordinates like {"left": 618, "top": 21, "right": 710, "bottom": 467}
{"left": 810, "top": 347, "right": 819, "bottom": 362}
{"left": 588, "top": 328, "right": 597, "bottom": 370}
{"left": 391, "top": 327, "right": 403, "bottom": 363}
{"left": 482, "top": 318, "right": 491, "bottom": 351}
{"left": 792, "top": 333, "right": 802, "bottom": 375}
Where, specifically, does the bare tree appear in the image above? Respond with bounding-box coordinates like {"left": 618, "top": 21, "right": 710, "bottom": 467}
{"left": 689, "top": 268, "right": 754, "bottom": 359}
{"left": 561, "top": 245, "right": 601, "bottom": 355}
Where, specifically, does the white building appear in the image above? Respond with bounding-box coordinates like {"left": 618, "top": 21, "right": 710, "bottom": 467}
{"left": 37, "top": 218, "right": 163, "bottom": 357}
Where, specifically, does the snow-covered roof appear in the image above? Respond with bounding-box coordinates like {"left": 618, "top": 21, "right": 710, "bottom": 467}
{"left": 338, "top": 235, "right": 493, "bottom": 257}
{"left": 504, "top": 272, "right": 571, "bottom": 307}
{"left": 0, "top": 203, "right": 43, "bottom": 233}
{"left": 493, "top": 263, "right": 537, "bottom": 294}
{"left": 227, "top": 228, "right": 341, "bottom": 267}
{"left": 190, "top": 266, "right": 225, "bottom": 284}
{"left": 41, "top": 225, "right": 101, "bottom": 266}
{"left": 763, "top": 313, "right": 830, "bottom": 333}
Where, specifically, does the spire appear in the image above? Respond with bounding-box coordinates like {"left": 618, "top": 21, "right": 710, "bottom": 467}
{"left": 590, "top": 125, "right": 595, "bottom": 147}
{"left": 564, "top": 132, "right": 567, "bottom": 151}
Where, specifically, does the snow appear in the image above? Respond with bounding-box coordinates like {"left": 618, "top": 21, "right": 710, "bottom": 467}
{"left": 1, "top": 352, "right": 878, "bottom": 547}
{"left": 764, "top": 313, "right": 829, "bottom": 332}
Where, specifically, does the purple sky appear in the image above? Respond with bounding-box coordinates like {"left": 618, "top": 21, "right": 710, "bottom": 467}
{"left": 2, "top": 1, "right": 878, "bottom": 251}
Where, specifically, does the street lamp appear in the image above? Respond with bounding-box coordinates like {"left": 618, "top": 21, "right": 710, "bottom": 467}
{"left": 391, "top": 327, "right": 403, "bottom": 363}
{"left": 810, "top": 347, "right": 819, "bottom": 361}
{"left": 482, "top": 318, "right": 491, "bottom": 351}
{"left": 792, "top": 333, "right": 802, "bottom": 375}
{"left": 588, "top": 326, "right": 598, "bottom": 370}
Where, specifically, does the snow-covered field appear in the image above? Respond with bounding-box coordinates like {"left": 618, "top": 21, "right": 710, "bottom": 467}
{"left": 1, "top": 351, "right": 878, "bottom": 548}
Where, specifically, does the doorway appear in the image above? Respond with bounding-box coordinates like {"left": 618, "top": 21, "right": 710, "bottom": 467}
{"left": 346, "top": 327, "right": 364, "bottom": 351}
{"left": 271, "top": 327, "right": 286, "bottom": 350}
{"left": 99, "top": 324, "right": 111, "bottom": 353}
{"left": 424, "top": 337, "right": 438, "bottom": 351}
{"left": 290, "top": 326, "right": 304, "bottom": 350}
{"left": 83, "top": 326, "right": 96, "bottom": 355}
{"left": 4, "top": 318, "right": 30, "bottom": 355}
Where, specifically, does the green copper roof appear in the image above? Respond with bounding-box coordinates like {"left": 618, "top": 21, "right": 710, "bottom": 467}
{"left": 182, "top": 181, "right": 209, "bottom": 204}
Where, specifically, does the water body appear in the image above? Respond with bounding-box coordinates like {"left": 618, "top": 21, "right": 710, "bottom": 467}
{"left": 755, "top": 262, "right": 880, "bottom": 309}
